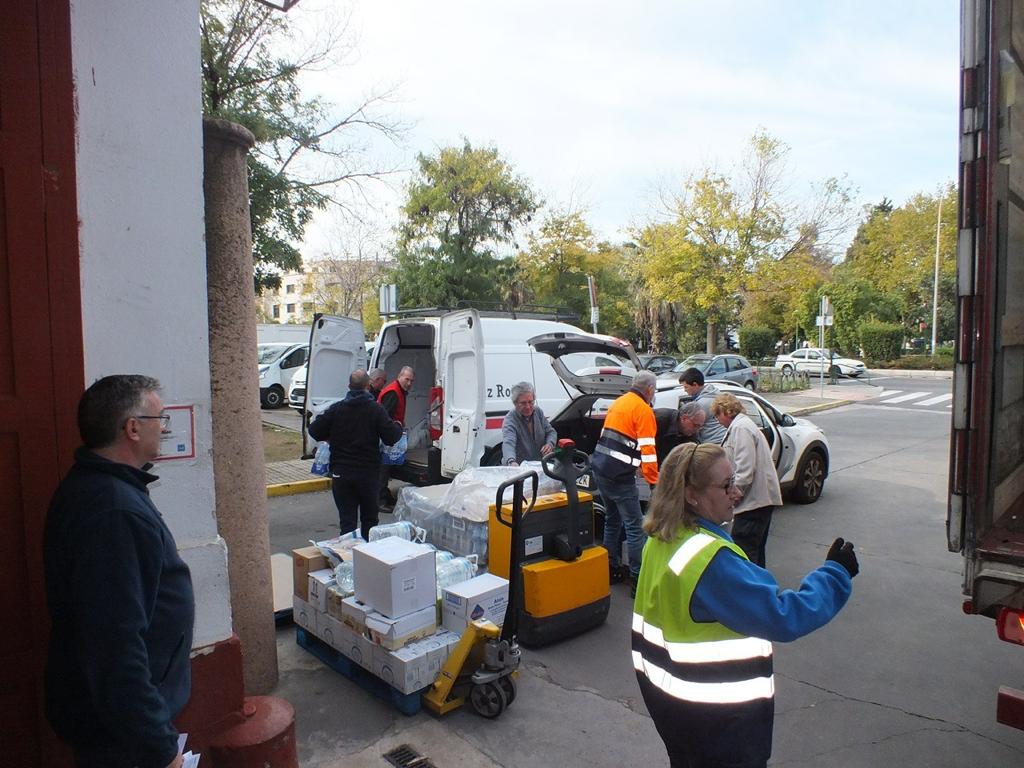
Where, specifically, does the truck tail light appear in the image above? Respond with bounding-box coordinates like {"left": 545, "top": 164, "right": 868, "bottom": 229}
{"left": 428, "top": 386, "right": 443, "bottom": 440}
{"left": 997, "top": 608, "right": 1024, "bottom": 646}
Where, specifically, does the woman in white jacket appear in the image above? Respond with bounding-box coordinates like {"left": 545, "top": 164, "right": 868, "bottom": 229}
{"left": 710, "top": 393, "right": 783, "bottom": 567}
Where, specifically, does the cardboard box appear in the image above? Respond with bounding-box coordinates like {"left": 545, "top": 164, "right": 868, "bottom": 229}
{"left": 327, "top": 585, "right": 350, "bottom": 619}
{"left": 353, "top": 538, "right": 436, "bottom": 618}
{"left": 365, "top": 605, "right": 437, "bottom": 651}
{"left": 335, "top": 621, "right": 375, "bottom": 669}
{"left": 318, "top": 613, "right": 348, "bottom": 650}
{"left": 442, "top": 573, "right": 509, "bottom": 634}
{"left": 372, "top": 633, "right": 448, "bottom": 694}
{"left": 308, "top": 569, "right": 335, "bottom": 613}
{"left": 340, "top": 595, "right": 375, "bottom": 636}
{"left": 292, "top": 595, "right": 318, "bottom": 634}
{"left": 292, "top": 545, "right": 328, "bottom": 601}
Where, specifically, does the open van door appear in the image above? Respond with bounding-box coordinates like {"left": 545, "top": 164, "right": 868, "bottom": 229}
{"left": 301, "top": 314, "right": 367, "bottom": 457}
{"left": 438, "top": 309, "right": 485, "bottom": 476}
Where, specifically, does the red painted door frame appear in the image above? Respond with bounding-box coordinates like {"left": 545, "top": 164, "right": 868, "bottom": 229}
{"left": 1, "top": 0, "right": 84, "bottom": 765}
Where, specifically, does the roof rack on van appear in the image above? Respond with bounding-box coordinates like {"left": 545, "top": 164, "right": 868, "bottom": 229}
{"left": 385, "top": 302, "right": 580, "bottom": 322}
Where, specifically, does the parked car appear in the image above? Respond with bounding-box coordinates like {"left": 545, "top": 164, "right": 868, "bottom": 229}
{"left": 528, "top": 334, "right": 831, "bottom": 504}
{"left": 258, "top": 342, "right": 307, "bottom": 408}
{"left": 638, "top": 354, "right": 679, "bottom": 374}
{"left": 775, "top": 347, "right": 866, "bottom": 377}
{"left": 288, "top": 363, "right": 307, "bottom": 412}
{"left": 660, "top": 353, "right": 759, "bottom": 390}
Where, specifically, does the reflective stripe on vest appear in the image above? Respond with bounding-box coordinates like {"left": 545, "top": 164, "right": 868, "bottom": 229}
{"left": 594, "top": 442, "right": 641, "bottom": 467}
{"left": 595, "top": 426, "right": 642, "bottom": 470}
{"left": 632, "top": 651, "right": 775, "bottom": 704}
{"left": 668, "top": 532, "right": 716, "bottom": 574}
{"left": 632, "top": 613, "right": 772, "bottom": 664}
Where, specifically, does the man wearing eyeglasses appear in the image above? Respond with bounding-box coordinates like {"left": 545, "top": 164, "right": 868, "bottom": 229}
{"left": 44, "top": 375, "right": 194, "bottom": 768}
{"left": 654, "top": 401, "right": 706, "bottom": 464}
{"left": 501, "top": 381, "right": 556, "bottom": 466}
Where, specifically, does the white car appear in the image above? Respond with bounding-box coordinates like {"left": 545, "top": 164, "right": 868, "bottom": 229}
{"left": 528, "top": 333, "right": 831, "bottom": 504}
{"left": 775, "top": 347, "right": 866, "bottom": 378}
{"left": 288, "top": 363, "right": 307, "bottom": 412}
{"left": 289, "top": 340, "right": 371, "bottom": 412}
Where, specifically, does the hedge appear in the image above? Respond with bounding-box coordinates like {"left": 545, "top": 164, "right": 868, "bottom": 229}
{"left": 859, "top": 321, "right": 904, "bottom": 361}
{"left": 739, "top": 326, "right": 777, "bottom": 361}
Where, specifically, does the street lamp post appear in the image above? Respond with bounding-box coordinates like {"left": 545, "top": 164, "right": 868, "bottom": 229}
{"left": 931, "top": 197, "right": 942, "bottom": 356}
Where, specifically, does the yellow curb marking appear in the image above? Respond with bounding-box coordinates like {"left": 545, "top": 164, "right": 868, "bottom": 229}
{"left": 267, "top": 478, "right": 331, "bottom": 497}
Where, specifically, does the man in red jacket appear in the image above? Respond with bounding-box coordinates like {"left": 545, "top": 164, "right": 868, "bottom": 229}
{"left": 377, "top": 366, "right": 415, "bottom": 505}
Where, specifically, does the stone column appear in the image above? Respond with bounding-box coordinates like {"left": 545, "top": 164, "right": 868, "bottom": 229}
{"left": 202, "top": 117, "right": 278, "bottom": 693}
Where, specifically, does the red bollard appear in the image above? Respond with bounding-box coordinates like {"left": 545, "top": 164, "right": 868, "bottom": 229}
{"left": 205, "top": 695, "right": 297, "bottom": 768}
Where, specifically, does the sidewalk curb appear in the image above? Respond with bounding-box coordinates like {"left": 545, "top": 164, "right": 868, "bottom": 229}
{"left": 788, "top": 399, "right": 854, "bottom": 416}
{"left": 267, "top": 478, "right": 331, "bottom": 497}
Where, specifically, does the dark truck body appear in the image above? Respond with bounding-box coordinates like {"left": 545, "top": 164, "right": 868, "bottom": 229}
{"left": 950, "top": 0, "right": 1024, "bottom": 731}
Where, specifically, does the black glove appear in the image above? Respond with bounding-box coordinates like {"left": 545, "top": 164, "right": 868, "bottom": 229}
{"left": 826, "top": 537, "right": 859, "bottom": 578}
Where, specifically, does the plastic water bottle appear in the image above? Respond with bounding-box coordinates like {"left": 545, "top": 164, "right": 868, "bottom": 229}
{"left": 434, "top": 550, "right": 455, "bottom": 564}
{"left": 334, "top": 561, "right": 354, "bottom": 595}
{"left": 368, "top": 521, "right": 426, "bottom": 543}
{"left": 436, "top": 555, "right": 478, "bottom": 597}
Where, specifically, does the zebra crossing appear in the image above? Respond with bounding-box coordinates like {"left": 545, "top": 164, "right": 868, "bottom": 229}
{"left": 868, "top": 389, "right": 953, "bottom": 409}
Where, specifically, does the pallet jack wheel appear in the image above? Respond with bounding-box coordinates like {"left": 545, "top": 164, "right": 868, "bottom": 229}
{"left": 497, "top": 675, "right": 516, "bottom": 706}
{"left": 469, "top": 681, "right": 508, "bottom": 719}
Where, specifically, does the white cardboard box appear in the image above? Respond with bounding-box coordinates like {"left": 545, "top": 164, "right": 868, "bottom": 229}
{"left": 339, "top": 625, "right": 375, "bottom": 670}
{"left": 308, "top": 568, "right": 335, "bottom": 613}
{"left": 442, "top": 573, "right": 509, "bottom": 634}
{"left": 318, "top": 613, "right": 347, "bottom": 649}
{"left": 365, "top": 605, "right": 437, "bottom": 651}
{"left": 353, "top": 538, "right": 436, "bottom": 619}
{"left": 372, "top": 633, "right": 448, "bottom": 694}
{"left": 292, "top": 595, "right": 318, "bottom": 634}
{"left": 340, "top": 595, "right": 375, "bottom": 636}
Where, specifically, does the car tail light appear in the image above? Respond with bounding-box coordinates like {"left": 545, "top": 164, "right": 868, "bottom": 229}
{"left": 598, "top": 367, "right": 622, "bottom": 374}
{"left": 752, "top": 367, "right": 759, "bottom": 375}
{"left": 428, "top": 386, "right": 443, "bottom": 440}
{"left": 997, "top": 608, "right": 1024, "bottom": 646}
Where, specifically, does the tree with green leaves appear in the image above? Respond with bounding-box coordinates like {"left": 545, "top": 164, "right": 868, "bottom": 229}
{"left": 519, "top": 208, "right": 594, "bottom": 318}
{"left": 636, "top": 130, "right": 855, "bottom": 353}
{"left": 201, "top": 0, "right": 403, "bottom": 291}
{"left": 392, "top": 140, "right": 539, "bottom": 308}
{"left": 841, "top": 185, "right": 957, "bottom": 340}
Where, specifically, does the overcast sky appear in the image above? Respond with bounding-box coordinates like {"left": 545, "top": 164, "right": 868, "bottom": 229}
{"left": 292, "top": 0, "right": 959, "bottom": 258}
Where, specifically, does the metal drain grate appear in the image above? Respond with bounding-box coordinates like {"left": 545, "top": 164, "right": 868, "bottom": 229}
{"left": 382, "top": 743, "right": 438, "bottom": 768}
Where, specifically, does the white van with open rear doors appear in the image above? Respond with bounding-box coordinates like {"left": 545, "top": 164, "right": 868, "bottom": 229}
{"left": 299, "top": 308, "right": 639, "bottom": 485}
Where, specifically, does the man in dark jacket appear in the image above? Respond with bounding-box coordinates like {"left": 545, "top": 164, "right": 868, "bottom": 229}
{"left": 368, "top": 367, "right": 387, "bottom": 399}
{"left": 44, "top": 375, "right": 194, "bottom": 768}
{"left": 310, "top": 369, "right": 403, "bottom": 539}
{"left": 654, "top": 401, "right": 706, "bottom": 464}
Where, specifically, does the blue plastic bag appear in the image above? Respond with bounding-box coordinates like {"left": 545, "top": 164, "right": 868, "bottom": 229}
{"left": 380, "top": 431, "right": 408, "bottom": 466}
{"left": 311, "top": 441, "right": 331, "bottom": 476}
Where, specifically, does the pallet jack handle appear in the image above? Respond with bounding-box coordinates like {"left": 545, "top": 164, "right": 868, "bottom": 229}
{"left": 494, "top": 470, "right": 538, "bottom": 644}
{"left": 542, "top": 439, "right": 591, "bottom": 562}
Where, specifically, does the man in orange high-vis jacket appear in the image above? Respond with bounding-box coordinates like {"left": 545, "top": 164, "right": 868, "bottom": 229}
{"left": 590, "top": 370, "right": 659, "bottom": 595}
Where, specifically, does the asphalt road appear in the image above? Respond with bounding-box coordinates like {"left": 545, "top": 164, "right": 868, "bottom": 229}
{"left": 269, "top": 394, "right": 1024, "bottom": 767}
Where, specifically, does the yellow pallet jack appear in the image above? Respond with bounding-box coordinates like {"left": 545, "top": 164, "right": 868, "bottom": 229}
{"left": 489, "top": 440, "right": 610, "bottom": 647}
{"left": 422, "top": 470, "right": 537, "bottom": 718}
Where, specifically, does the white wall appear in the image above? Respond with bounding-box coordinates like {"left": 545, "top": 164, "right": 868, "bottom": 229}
{"left": 70, "top": 0, "right": 232, "bottom": 648}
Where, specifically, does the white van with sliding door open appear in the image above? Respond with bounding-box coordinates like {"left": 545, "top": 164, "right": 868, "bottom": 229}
{"left": 300, "top": 308, "right": 638, "bottom": 485}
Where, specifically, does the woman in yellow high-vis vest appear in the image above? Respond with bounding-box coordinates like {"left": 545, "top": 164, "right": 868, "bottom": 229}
{"left": 632, "top": 443, "right": 859, "bottom": 768}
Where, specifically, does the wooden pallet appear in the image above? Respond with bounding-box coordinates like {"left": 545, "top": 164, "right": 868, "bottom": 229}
{"left": 295, "top": 627, "right": 427, "bottom": 716}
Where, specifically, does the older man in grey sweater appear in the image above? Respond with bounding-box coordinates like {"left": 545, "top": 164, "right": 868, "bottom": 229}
{"left": 501, "top": 381, "right": 557, "bottom": 466}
